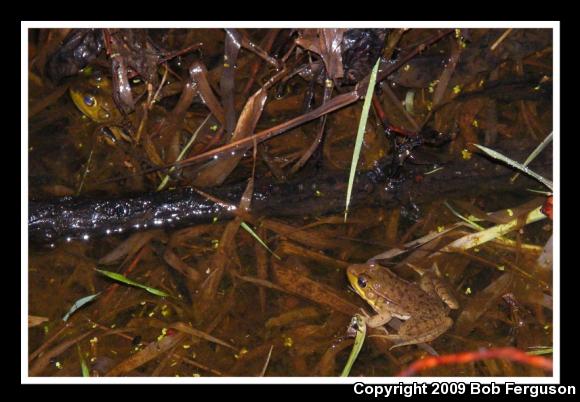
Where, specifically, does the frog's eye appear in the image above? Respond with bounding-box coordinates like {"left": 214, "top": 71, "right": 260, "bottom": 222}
{"left": 357, "top": 275, "right": 368, "bottom": 288}
{"left": 83, "top": 95, "right": 96, "bottom": 107}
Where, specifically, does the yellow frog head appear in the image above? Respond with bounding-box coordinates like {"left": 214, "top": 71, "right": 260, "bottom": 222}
{"left": 69, "top": 69, "right": 122, "bottom": 124}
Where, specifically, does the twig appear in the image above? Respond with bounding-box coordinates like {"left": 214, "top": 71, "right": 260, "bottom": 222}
{"left": 490, "top": 28, "right": 513, "bottom": 51}
{"left": 396, "top": 346, "right": 552, "bottom": 376}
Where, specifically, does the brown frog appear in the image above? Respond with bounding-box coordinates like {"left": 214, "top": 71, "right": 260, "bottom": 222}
{"left": 347, "top": 262, "right": 458, "bottom": 348}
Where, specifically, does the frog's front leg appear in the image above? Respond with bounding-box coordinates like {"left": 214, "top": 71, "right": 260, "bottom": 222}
{"left": 366, "top": 310, "right": 394, "bottom": 328}
{"left": 356, "top": 308, "right": 390, "bottom": 336}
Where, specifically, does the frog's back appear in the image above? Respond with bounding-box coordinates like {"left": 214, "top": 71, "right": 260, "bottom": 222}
{"left": 370, "top": 266, "right": 447, "bottom": 317}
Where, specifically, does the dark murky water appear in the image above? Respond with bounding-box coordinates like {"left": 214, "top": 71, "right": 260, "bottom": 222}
{"left": 27, "top": 28, "right": 553, "bottom": 377}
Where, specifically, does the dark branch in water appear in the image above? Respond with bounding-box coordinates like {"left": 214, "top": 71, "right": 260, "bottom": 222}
{"left": 29, "top": 139, "right": 551, "bottom": 245}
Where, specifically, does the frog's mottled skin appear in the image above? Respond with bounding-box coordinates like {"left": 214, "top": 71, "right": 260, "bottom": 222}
{"left": 347, "top": 262, "right": 458, "bottom": 348}
{"left": 70, "top": 71, "right": 122, "bottom": 124}
{"left": 69, "top": 71, "right": 137, "bottom": 145}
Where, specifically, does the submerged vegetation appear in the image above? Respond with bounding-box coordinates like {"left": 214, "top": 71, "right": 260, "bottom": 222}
{"left": 28, "top": 27, "right": 553, "bottom": 377}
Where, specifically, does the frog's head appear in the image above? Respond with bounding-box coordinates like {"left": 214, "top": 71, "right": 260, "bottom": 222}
{"left": 347, "top": 263, "right": 383, "bottom": 309}
{"left": 70, "top": 70, "right": 121, "bottom": 124}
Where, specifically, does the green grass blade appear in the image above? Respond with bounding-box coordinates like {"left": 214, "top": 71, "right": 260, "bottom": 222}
{"left": 440, "top": 205, "right": 546, "bottom": 253}
{"left": 526, "top": 188, "right": 553, "bottom": 196}
{"left": 444, "top": 201, "right": 485, "bottom": 231}
{"left": 77, "top": 345, "right": 90, "bottom": 377}
{"left": 443, "top": 201, "right": 538, "bottom": 251}
{"left": 473, "top": 144, "right": 553, "bottom": 191}
{"left": 511, "top": 132, "right": 553, "bottom": 182}
{"left": 241, "top": 221, "right": 281, "bottom": 260}
{"left": 157, "top": 114, "right": 211, "bottom": 191}
{"left": 344, "top": 58, "right": 381, "bottom": 221}
{"left": 96, "top": 269, "right": 171, "bottom": 298}
{"left": 527, "top": 347, "right": 553, "bottom": 356}
{"left": 62, "top": 293, "right": 101, "bottom": 322}
{"left": 341, "top": 314, "right": 367, "bottom": 377}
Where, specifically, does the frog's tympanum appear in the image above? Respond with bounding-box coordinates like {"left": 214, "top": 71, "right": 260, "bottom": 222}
{"left": 347, "top": 262, "right": 458, "bottom": 348}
